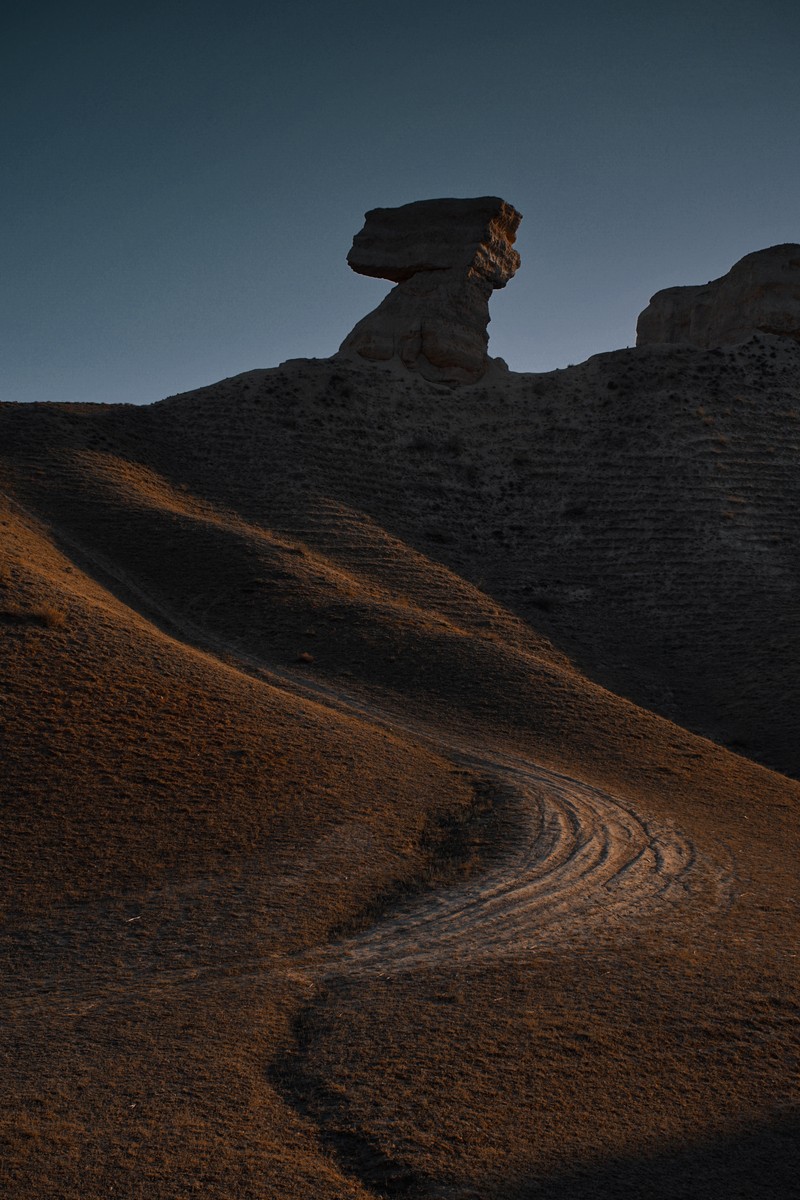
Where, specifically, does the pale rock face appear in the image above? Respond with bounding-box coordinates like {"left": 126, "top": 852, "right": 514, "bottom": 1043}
{"left": 338, "top": 197, "right": 522, "bottom": 384}
{"left": 637, "top": 244, "right": 800, "bottom": 348}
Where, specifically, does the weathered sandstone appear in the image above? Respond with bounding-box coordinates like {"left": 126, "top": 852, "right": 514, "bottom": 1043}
{"left": 338, "top": 196, "right": 522, "bottom": 383}
{"left": 637, "top": 243, "right": 800, "bottom": 348}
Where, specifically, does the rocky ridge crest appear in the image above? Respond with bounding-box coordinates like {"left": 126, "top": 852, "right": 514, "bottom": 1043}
{"left": 637, "top": 243, "right": 800, "bottom": 348}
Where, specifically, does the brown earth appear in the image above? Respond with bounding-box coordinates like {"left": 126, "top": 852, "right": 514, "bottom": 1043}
{"left": 1, "top": 336, "right": 798, "bottom": 1198}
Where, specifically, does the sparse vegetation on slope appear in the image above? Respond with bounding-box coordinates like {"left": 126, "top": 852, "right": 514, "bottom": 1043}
{"left": 1, "top": 337, "right": 798, "bottom": 1199}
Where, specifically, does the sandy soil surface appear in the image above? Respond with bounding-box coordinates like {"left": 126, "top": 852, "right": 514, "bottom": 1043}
{"left": 1, "top": 339, "right": 798, "bottom": 1198}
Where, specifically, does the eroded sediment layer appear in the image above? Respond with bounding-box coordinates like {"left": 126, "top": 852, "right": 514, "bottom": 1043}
{"left": 338, "top": 196, "right": 522, "bottom": 384}
{"left": 637, "top": 243, "right": 800, "bottom": 348}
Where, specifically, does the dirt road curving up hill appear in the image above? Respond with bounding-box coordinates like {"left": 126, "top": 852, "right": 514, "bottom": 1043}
{"left": 1, "top": 342, "right": 798, "bottom": 1199}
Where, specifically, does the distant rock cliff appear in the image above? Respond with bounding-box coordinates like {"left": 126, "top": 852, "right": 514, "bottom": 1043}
{"left": 338, "top": 196, "right": 522, "bottom": 384}
{"left": 637, "top": 243, "right": 800, "bottom": 348}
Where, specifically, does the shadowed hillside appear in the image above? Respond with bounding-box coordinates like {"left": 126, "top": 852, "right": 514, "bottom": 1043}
{"left": 1, "top": 337, "right": 798, "bottom": 1198}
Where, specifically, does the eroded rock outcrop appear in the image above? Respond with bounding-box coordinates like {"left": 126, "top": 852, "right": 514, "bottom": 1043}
{"left": 338, "top": 197, "right": 522, "bottom": 383}
{"left": 637, "top": 244, "right": 800, "bottom": 348}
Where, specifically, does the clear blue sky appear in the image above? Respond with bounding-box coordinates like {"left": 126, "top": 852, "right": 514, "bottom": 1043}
{"left": 3, "top": 0, "right": 799, "bottom": 405}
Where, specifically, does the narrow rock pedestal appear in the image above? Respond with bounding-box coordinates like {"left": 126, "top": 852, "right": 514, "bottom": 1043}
{"left": 338, "top": 196, "right": 522, "bottom": 385}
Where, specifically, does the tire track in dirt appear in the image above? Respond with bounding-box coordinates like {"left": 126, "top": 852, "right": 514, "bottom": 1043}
{"left": 305, "top": 753, "right": 732, "bottom": 980}
{"left": 2, "top": 500, "right": 733, "bottom": 1008}
{"left": 3, "top": 739, "right": 732, "bottom": 1016}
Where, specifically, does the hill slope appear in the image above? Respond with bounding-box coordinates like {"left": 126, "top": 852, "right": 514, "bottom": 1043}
{"left": 1, "top": 339, "right": 798, "bottom": 1199}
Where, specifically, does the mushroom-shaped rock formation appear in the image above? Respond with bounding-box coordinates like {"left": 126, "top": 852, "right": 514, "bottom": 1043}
{"left": 637, "top": 244, "right": 800, "bottom": 348}
{"left": 337, "top": 196, "right": 522, "bottom": 384}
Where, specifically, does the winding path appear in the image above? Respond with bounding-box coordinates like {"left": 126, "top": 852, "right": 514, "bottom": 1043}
{"left": 307, "top": 752, "right": 730, "bottom": 980}
{"left": 1, "top": 501, "right": 733, "bottom": 1005}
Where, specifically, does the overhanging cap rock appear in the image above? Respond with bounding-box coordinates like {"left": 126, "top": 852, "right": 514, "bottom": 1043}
{"left": 347, "top": 196, "right": 522, "bottom": 288}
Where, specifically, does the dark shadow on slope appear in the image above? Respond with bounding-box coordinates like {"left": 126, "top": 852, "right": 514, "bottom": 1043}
{"left": 268, "top": 780, "right": 528, "bottom": 1197}
{"left": 270, "top": 1024, "right": 800, "bottom": 1200}
{"left": 269, "top": 991, "right": 422, "bottom": 1199}
{"left": 325, "top": 775, "right": 523, "bottom": 944}
{"left": 517, "top": 1108, "right": 800, "bottom": 1200}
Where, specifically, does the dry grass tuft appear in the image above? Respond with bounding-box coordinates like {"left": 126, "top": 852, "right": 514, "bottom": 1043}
{"left": 0, "top": 602, "right": 66, "bottom": 629}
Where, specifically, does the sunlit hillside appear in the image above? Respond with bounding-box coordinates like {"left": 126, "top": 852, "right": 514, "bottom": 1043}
{"left": 2, "top": 336, "right": 798, "bottom": 1199}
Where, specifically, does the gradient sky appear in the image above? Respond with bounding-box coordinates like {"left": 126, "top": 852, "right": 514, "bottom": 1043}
{"left": 3, "top": 0, "right": 799, "bottom": 405}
